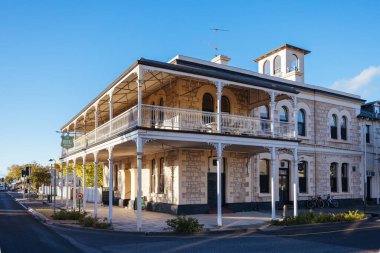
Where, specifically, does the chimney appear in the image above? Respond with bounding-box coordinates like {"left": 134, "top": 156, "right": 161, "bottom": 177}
{"left": 211, "top": 55, "right": 231, "bottom": 65}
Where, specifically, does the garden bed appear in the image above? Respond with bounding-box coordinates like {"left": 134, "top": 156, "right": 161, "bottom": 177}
{"left": 271, "top": 210, "right": 366, "bottom": 226}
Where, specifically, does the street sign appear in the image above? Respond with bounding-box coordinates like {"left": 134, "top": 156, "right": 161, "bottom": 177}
{"left": 61, "top": 134, "right": 74, "bottom": 149}
{"left": 76, "top": 192, "right": 83, "bottom": 200}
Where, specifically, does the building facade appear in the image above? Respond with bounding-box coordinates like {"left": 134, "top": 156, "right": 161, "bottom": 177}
{"left": 59, "top": 44, "right": 372, "bottom": 231}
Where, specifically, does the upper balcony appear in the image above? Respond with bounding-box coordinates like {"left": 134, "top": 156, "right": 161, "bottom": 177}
{"left": 61, "top": 56, "right": 300, "bottom": 157}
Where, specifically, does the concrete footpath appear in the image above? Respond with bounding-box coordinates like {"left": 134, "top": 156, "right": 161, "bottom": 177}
{"left": 9, "top": 192, "right": 380, "bottom": 233}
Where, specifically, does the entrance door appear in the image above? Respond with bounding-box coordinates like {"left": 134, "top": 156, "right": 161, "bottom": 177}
{"left": 279, "top": 161, "right": 290, "bottom": 205}
{"left": 207, "top": 173, "right": 225, "bottom": 209}
{"left": 367, "top": 177, "right": 372, "bottom": 200}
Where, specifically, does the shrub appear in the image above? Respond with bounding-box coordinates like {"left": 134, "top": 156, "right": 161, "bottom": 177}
{"left": 271, "top": 210, "right": 366, "bottom": 226}
{"left": 166, "top": 216, "right": 204, "bottom": 233}
{"left": 78, "top": 216, "right": 111, "bottom": 229}
{"left": 52, "top": 210, "right": 86, "bottom": 220}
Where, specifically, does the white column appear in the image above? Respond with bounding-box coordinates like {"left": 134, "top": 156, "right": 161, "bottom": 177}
{"left": 65, "top": 161, "right": 70, "bottom": 209}
{"left": 73, "top": 161, "right": 77, "bottom": 210}
{"left": 293, "top": 148, "right": 298, "bottom": 217}
{"left": 82, "top": 156, "right": 87, "bottom": 212}
{"left": 293, "top": 96, "right": 298, "bottom": 139}
{"left": 270, "top": 92, "right": 276, "bottom": 138}
{"left": 108, "top": 147, "right": 114, "bottom": 223}
{"left": 136, "top": 136, "right": 143, "bottom": 231}
{"left": 216, "top": 81, "right": 222, "bottom": 133}
{"left": 216, "top": 142, "right": 223, "bottom": 226}
{"left": 137, "top": 68, "right": 143, "bottom": 127}
{"left": 60, "top": 162, "right": 64, "bottom": 205}
{"left": 271, "top": 147, "right": 276, "bottom": 220}
{"left": 109, "top": 97, "right": 113, "bottom": 135}
{"left": 94, "top": 152, "right": 98, "bottom": 218}
{"left": 94, "top": 107, "right": 99, "bottom": 142}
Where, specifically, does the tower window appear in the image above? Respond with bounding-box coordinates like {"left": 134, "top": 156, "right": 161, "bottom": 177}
{"left": 289, "top": 54, "right": 298, "bottom": 72}
{"left": 274, "top": 56, "right": 282, "bottom": 75}
{"left": 263, "top": 60, "right": 271, "bottom": 75}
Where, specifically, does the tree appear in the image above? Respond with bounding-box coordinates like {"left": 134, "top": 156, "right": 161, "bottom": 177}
{"left": 30, "top": 167, "right": 51, "bottom": 192}
{"left": 5, "top": 164, "right": 24, "bottom": 184}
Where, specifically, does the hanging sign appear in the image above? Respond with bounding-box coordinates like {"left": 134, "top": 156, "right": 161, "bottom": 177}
{"left": 61, "top": 134, "right": 74, "bottom": 149}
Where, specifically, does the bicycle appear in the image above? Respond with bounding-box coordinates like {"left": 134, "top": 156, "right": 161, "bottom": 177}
{"left": 323, "top": 194, "right": 339, "bottom": 208}
{"left": 306, "top": 195, "right": 325, "bottom": 208}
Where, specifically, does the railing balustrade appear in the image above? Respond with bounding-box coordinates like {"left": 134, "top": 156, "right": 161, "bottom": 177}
{"left": 64, "top": 104, "right": 295, "bottom": 156}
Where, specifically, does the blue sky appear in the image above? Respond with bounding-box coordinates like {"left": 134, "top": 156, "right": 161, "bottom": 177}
{"left": 0, "top": 0, "right": 379, "bottom": 176}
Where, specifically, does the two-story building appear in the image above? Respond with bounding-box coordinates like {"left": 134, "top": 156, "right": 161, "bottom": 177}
{"left": 358, "top": 101, "right": 380, "bottom": 204}
{"left": 59, "top": 44, "right": 366, "bottom": 231}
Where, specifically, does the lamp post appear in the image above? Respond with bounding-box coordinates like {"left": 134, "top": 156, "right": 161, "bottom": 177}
{"left": 49, "top": 158, "right": 56, "bottom": 214}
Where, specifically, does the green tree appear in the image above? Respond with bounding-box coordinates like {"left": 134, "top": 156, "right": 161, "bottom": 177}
{"left": 30, "top": 167, "right": 51, "bottom": 191}
{"left": 4, "top": 164, "right": 23, "bottom": 183}
{"left": 75, "top": 163, "right": 103, "bottom": 187}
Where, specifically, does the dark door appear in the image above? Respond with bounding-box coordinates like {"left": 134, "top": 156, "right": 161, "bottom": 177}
{"left": 207, "top": 173, "right": 225, "bottom": 208}
{"left": 367, "top": 177, "right": 371, "bottom": 200}
{"left": 279, "top": 168, "right": 290, "bottom": 205}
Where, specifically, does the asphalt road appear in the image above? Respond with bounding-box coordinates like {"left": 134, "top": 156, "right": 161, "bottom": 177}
{"left": 2, "top": 191, "right": 380, "bottom": 253}
{"left": 0, "top": 192, "right": 82, "bottom": 253}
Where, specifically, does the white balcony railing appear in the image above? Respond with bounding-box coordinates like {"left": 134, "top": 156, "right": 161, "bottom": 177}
{"left": 64, "top": 104, "right": 295, "bottom": 156}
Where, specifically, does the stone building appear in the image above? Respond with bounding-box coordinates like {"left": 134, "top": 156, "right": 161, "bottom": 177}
{"left": 59, "top": 44, "right": 371, "bottom": 231}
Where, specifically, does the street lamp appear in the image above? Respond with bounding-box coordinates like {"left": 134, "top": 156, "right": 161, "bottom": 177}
{"left": 49, "top": 158, "right": 56, "bottom": 214}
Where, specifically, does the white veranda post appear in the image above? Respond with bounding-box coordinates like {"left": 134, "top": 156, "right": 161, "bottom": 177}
{"left": 137, "top": 68, "right": 143, "bottom": 127}
{"left": 93, "top": 152, "right": 99, "bottom": 218}
{"left": 270, "top": 92, "right": 276, "bottom": 138}
{"left": 82, "top": 156, "right": 86, "bottom": 212}
{"left": 293, "top": 148, "right": 298, "bottom": 217}
{"left": 136, "top": 136, "right": 143, "bottom": 231}
{"left": 108, "top": 147, "right": 114, "bottom": 223}
{"left": 216, "top": 81, "right": 222, "bottom": 133}
{"left": 271, "top": 147, "right": 276, "bottom": 220}
{"left": 65, "top": 161, "right": 70, "bottom": 209}
{"left": 217, "top": 142, "right": 223, "bottom": 226}
{"left": 73, "top": 161, "right": 77, "bottom": 210}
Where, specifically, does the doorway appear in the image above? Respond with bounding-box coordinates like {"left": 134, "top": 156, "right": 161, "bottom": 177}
{"left": 279, "top": 160, "right": 290, "bottom": 205}
{"left": 207, "top": 157, "right": 226, "bottom": 209}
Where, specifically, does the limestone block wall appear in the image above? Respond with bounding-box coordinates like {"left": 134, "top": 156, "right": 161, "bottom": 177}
{"left": 179, "top": 149, "right": 207, "bottom": 205}
{"left": 226, "top": 152, "right": 251, "bottom": 203}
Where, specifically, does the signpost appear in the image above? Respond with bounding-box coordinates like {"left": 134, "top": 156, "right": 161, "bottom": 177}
{"left": 76, "top": 192, "right": 83, "bottom": 213}
{"left": 61, "top": 134, "right": 74, "bottom": 149}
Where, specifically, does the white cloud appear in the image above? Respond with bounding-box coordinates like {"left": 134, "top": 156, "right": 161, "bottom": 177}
{"left": 331, "top": 66, "right": 380, "bottom": 101}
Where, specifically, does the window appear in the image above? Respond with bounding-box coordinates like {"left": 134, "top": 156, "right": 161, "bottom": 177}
{"left": 298, "top": 161, "right": 307, "bottom": 193}
{"left": 289, "top": 54, "right": 298, "bottom": 72}
{"left": 330, "top": 163, "right": 338, "bottom": 192}
{"left": 159, "top": 158, "right": 165, "bottom": 194}
{"left": 274, "top": 56, "right": 281, "bottom": 75}
{"left": 202, "top": 93, "right": 214, "bottom": 112}
{"left": 259, "top": 105, "right": 270, "bottom": 119}
{"left": 341, "top": 163, "right": 348, "bottom": 192}
{"left": 202, "top": 93, "right": 214, "bottom": 124}
{"left": 159, "top": 98, "right": 164, "bottom": 123}
{"left": 298, "top": 109, "right": 306, "bottom": 136}
{"left": 221, "top": 96, "right": 230, "bottom": 113}
{"left": 259, "top": 159, "right": 270, "bottom": 193}
{"left": 341, "top": 116, "right": 347, "bottom": 140}
{"left": 366, "top": 125, "right": 371, "bottom": 143}
{"left": 279, "top": 106, "right": 288, "bottom": 122}
{"left": 263, "top": 60, "right": 271, "bottom": 75}
{"left": 330, "top": 114, "right": 338, "bottom": 139}
{"left": 151, "top": 159, "right": 156, "bottom": 193}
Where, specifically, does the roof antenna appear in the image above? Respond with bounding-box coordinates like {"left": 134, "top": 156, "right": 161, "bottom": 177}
{"left": 210, "top": 28, "right": 229, "bottom": 56}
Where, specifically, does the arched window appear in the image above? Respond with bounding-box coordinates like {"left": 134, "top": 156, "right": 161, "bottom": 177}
{"left": 159, "top": 98, "right": 164, "bottom": 123}
{"left": 259, "top": 105, "right": 270, "bottom": 119}
{"left": 274, "top": 55, "right": 282, "bottom": 75}
{"left": 330, "top": 162, "right": 338, "bottom": 192}
{"left": 289, "top": 54, "right": 298, "bottom": 72}
{"left": 341, "top": 163, "right": 349, "bottom": 192}
{"left": 298, "top": 109, "right": 306, "bottom": 136}
{"left": 202, "top": 93, "right": 214, "bottom": 112}
{"left": 279, "top": 106, "right": 288, "bottom": 122}
{"left": 259, "top": 159, "right": 270, "bottom": 193}
{"left": 341, "top": 116, "right": 347, "bottom": 140}
{"left": 221, "top": 96, "right": 230, "bottom": 113}
{"left": 159, "top": 157, "right": 165, "bottom": 193}
{"left": 298, "top": 161, "right": 307, "bottom": 193}
{"left": 263, "top": 60, "right": 271, "bottom": 75}
{"left": 330, "top": 114, "right": 338, "bottom": 139}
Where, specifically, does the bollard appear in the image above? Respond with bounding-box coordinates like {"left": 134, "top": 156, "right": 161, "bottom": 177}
{"left": 283, "top": 204, "right": 287, "bottom": 218}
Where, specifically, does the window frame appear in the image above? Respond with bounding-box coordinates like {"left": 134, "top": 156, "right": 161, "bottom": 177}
{"left": 274, "top": 55, "right": 282, "bottom": 75}
{"left": 263, "top": 60, "right": 271, "bottom": 75}
{"left": 341, "top": 116, "right": 347, "bottom": 140}
{"left": 366, "top": 125, "right": 371, "bottom": 143}
{"left": 341, "top": 163, "right": 349, "bottom": 193}
{"left": 151, "top": 159, "right": 156, "bottom": 193}
{"left": 330, "top": 162, "right": 338, "bottom": 193}
{"left": 158, "top": 157, "right": 165, "bottom": 194}
{"left": 297, "top": 109, "right": 306, "bottom": 136}
{"left": 279, "top": 106, "right": 289, "bottom": 122}
{"left": 298, "top": 161, "right": 307, "bottom": 193}
{"left": 259, "top": 159, "right": 270, "bottom": 193}
{"left": 330, "top": 114, "right": 338, "bottom": 139}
